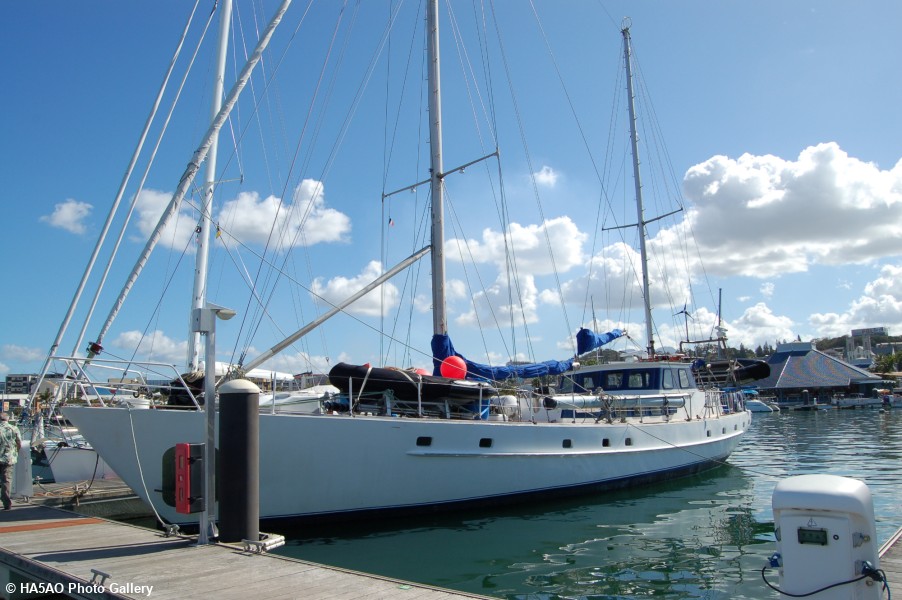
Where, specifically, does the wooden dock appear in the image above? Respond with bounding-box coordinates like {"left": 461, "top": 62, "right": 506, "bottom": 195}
{"left": 879, "top": 526, "right": 902, "bottom": 594}
{"left": 0, "top": 503, "right": 491, "bottom": 600}
{"left": 27, "top": 477, "right": 151, "bottom": 521}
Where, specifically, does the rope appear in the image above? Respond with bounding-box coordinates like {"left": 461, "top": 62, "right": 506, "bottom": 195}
{"left": 126, "top": 405, "right": 180, "bottom": 535}
{"left": 760, "top": 563, "right": 889, "bottom": 599}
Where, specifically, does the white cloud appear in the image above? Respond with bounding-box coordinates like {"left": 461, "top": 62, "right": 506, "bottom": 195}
{"left": 252, "top": 349, "right": 334, "bottom": 375}
{"left": 533, "top": 165, "right": 559, "bottom": 187}
{"left": 455, "top": 273, "right": 540, "bottom": 329}
{"left": 135, "top": 189, "right": 197, "bottom": 250}
{"left": 135, "top": 179, "right": 351, "bottom": 251}
{"left": 1, "top": 344, "right": 46, "bottom": 363}
{"left": 0, "top": 362, "right": 8, "bottom": 376}
{"left": 40, "top": 199, "right": 92, "bottom": 234}
{"left": 446, "top": 279, "right": 468, "bottom": 301}
{"left": 109, "top": 330, "right": 187, "bottom": 365}
{"left": 447, "top": 216, "right": 585, "bottom": 276}
{"left": 760, "top": 282, "right": 775, "bottom": 298}
{"left": 682, "top": 143, "right": 902, "bottom": 278}
{"left": 555, "top": 241, "right": 690, "bottom": 313}
{"left": 218, "top": 179, "right": 351, "bottom": 248}
{"left": 808, "top": 263, "right": 902, "bottom": 338}
{"left": 726, "top": 303, "right": 797, "bottom": 348}
{"left": 311, "top": 261, "right": 400, "bottom": 317}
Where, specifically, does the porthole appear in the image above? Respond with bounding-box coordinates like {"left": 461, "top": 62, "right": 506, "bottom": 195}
{"left": 416, "top": 436, "right": 432, "bottom": 447}
{"left": 625, "top": 438, "right": 632, "bottom": 446}
{"left": 479, "top": 438, "right": 493, "bottom": 448}
{"left": 602, "top": 438, "right": 610, "bottom": 447}
{"left": 563, "top": 439, "right": 572, "bottom": 448}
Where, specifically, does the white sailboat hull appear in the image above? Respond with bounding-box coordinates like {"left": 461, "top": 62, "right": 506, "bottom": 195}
{"left": 62, "top": 405, "right": 749, "bottom": 525}
{"left": 47, "top": 445, "right": 117, "bottom": 482}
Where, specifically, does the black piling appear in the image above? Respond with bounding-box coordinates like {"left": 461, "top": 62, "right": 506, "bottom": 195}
{"left": 218, "top": 379, "right": 260, "bottom": 543}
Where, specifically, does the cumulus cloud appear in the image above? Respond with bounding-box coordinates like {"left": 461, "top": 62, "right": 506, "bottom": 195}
{"left": 219, "top": 179, "right": 351, "bottom": 247}
{"left": 251, "top": 349, "right": 334, "bottom": 375}
{"left": 135, "top": 180, "right": 351, "bottom": 251}
{"left": 726, "top": 303, "right": 797, "bottom": 348}
{"left": 808, "top": 263, "right": 902, "bottom": 338}
{"left": 533, "top": 165, "right": 559, "bottom": 187}
{"left": 455, "top": 273, "right": 540, "bottom": 329}
{"left": 446, "top": 216, "right": 585, "bottom": 276}
{"left": 1, "top": 344, "right": 45, "bottom": 363}
{"left": 40, "top": 199, "right": 92, "bottom": 234}
{"left": 682, "top": 142, "right": 902, "bottom": 277}
{"left": 311, "top": 261, "right": 400, "bottom": 317}
{"left": 135, "top": 189, "right": 198, "bottom": 250}
{"left": 555, "top": 241, "right": 691, "bottom": 313}
{"left": 109, "top": 330, "right": 187, "bottom": 365}
{"left": 760, "top": 282, "right": 775, "bottom": 298}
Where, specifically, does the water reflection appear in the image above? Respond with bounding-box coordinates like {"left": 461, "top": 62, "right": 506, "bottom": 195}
{"left": 275, "top": 409, "right": 902, "bottom": 599}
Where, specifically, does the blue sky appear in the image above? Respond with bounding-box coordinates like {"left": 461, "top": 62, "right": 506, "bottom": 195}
{"left": 2, "top": 1, "right": 901, "bottom": 379}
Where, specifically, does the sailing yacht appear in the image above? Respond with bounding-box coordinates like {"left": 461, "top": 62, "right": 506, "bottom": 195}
{"left": 60, "top": 3, "right": 753, "bottom": 527}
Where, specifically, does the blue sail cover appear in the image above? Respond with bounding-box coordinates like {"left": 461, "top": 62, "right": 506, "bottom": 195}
{"left": 431, "top": 327, "right": 625, "bottom": 382}
{"left": 576, "top": 327, "right": 625, "bottom": 355}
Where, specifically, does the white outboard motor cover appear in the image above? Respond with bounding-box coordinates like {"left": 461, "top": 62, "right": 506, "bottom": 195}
{"left": 772, "top": 474, "right": 880, "bottom": 599}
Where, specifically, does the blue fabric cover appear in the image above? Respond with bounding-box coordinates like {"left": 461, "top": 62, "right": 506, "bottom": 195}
{"left": 431, "top": 328, "right": 625, "bottom": 382}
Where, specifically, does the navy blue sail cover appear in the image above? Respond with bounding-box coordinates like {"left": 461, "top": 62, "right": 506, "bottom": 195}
{"left": 431, "top": 328, "right": 624, "bottom": 382}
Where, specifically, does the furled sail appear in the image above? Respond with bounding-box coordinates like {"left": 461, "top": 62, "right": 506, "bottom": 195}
{"left": 431, "top": 328, "right": 625, "bottom": 382}
{"left": 576, "top": 327, "right": 625, "bottom": 355}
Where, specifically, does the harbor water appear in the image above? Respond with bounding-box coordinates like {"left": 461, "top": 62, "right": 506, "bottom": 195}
{"left": 274, "top": 408, "right": 902, "bottom": 599}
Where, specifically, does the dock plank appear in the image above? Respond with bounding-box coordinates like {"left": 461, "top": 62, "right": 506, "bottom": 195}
{"left": 879, "top": 526, "right": 902, "bottom": 596}
{"left": 0, "top": 504, "right": 491, "bottom": 600}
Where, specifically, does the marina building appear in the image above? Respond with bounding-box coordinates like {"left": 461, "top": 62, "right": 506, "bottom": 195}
{"left": 753, "top": 341, "right": 886, "bottom": 407}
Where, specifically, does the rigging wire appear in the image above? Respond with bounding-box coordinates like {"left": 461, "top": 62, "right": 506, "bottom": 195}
{"left": 380, "top": 0, "right": 424, "bottom": 367}
{"left": 214, "top": 226, "right": 441, "bottom": 366}
{"left": 62, "top": 0, "right": 216, "bottom": 368}
{"left": 488, "top": 0, "right": 579, "bottom": 358}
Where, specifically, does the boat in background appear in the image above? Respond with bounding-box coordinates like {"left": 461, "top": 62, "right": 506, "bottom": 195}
{"left": 746, "top": 398, "right": 778, "bottom": 413}
{"left": 831, "top": 393, "right": 883, "bottom": 409}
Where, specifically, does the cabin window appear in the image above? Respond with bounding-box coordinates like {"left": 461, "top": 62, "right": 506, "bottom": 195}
{"left": 628, "top": 372, "right": 649, "bottom": 389}
{"left": 678, "top": 369, "right": 692, "bottom": 388}
{"left": 580, "top": 377, "right": 595, "bottom": 392}
{"left": 416, "top": 436, "right": 432, "bottom": 447}
{"left": 605, "top": 372, "right": 623, "bottom": 389}
{"left": 479, "top": 438, "right": 493, "bottom": 448}
{"left": 602, "top": 438, "right": 610, "bottom": 447}
{"left": 722, "top": 427, "right": 726, "bottom": 434}
{"left": 706, "top": 430, "right": 711, "bottom": 437}
{"left": 625, "top": 437, "right": 632, "bottom": 446}
{"left": 558, "top": 376, "right": 574, "bottom": 393}
{"left": 562, "top": 439, "right": 572, "bottom": 448}
{"left": 662, "top": 369, "right": 675, "bottom": 390}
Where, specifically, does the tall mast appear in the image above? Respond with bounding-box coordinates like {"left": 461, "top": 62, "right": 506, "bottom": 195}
{"left": 427, "top": 0, "right": 446, "bottom": 336}
{"left": 622, "top": 21, "right": 655, "bottom": 358}
{"left": 188, "top": 0, "right": 233, "bottom": 371}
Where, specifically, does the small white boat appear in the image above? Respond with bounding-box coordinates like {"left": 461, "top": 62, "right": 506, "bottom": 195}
{"left": 746, "top": 398, "right": 775, "bottom": 413}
